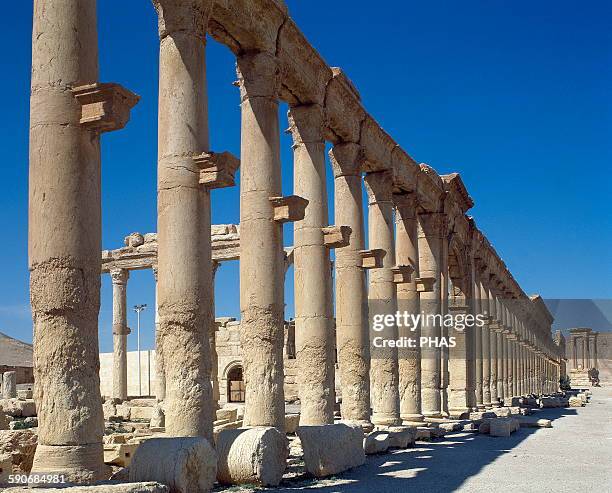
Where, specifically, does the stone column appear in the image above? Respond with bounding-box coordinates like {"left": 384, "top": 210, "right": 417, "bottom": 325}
{"left": 496, "top": 329, "right": 504, "bottom": 402}
{"left": 210, "top": 261, "right": 221, "bottom": 412}
{"left": 111, "top": 268, "right": 130, "bottom": 401}
{"left": 448, "top": 304, "right": 472, "bottom": 417}
{"left": 366, "top": 171, "right": 400, "bottom": 426}
{"left": 154, "top": 0, "right": 214, "bottom": 439}
{"left": 2, "top": 372, "right": 16, "bottom": 399}
{"left": 479, "top": 273, "right": 492, "bottom": 407}
{"left": 152, "top": 265, "right": 165, "bottom": 401}
{"left": 488, "top": 286, "right": 499, "bottom": 407}
{"left": 418, "top": 212, "right": 446, "bottom": 417}
{"left": 512, "top": 340, "right": 519, "bottom": 397}
{"left": 330, "top": 144, "right": 371, "bottom": 427}
{"left": 29, "top": 0, "right": 105, "bottom": 481}
{"left": 592, "top": 333, "right": 598, "bottom": 369}
{"left": 473, "top": 264, "right": 484, "bottom": 410}
{"left": 289, "top": 104, "right": 335, "bottom": 425}
{"left": 237, "top": 51, "right": 286, "bottom": 430}
{"left": 572, "top": 336, "right": 578, "bottom": 369}
{"left": 394, "top": 193, "right": 423, "bottom": 422}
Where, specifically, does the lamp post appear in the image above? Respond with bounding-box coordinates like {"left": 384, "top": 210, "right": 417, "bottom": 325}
{"left": 133, "top": 304, "right": 147, "bottom": 396}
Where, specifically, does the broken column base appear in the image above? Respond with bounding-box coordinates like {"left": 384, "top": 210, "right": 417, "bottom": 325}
{"left": 297, "top": 423, "right": 365, "bottom": 477}
{"left": 129, "top": 437, "right": 217, "bottom": 493}
{"left": 30, "top": 443, "right": 110, "bottom": 484}
{"left": 216, "top": 427, "right": 288, "bottom": 487}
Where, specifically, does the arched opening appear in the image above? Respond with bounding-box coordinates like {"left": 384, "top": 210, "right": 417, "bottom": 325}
{"left": 227, "top": 365, "right": 245, "bottom": 403}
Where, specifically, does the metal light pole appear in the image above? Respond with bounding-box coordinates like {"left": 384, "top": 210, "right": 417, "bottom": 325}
{"left": 133, "top": 304, "right": 147, "bottom": 396}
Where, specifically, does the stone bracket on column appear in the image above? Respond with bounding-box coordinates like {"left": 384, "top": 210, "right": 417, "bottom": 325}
{"left": 72, "top": 83, "right": 140, "bottom": 133}
{"left": 270, "top": 195, "right": 309, "bottom": 223}
{"left": 415, "top": 276, "right": 435, "bottom": 293}
{"left": 489, "top": 321, "right": 501, "bottom": 331}
{"left": 392, "top": 265, "right": 414, "bottom": 284}
{"left": 194, "top": 151, "right": 240, "bottom": 189}
{"left": 322, "top": 225, "right": 352, "bottom": 248}
{"left": 112, "top": 324, "right": 131, "bottom": 336}
{"left": 359, "top": 249, "right": 385, "bottom": 269}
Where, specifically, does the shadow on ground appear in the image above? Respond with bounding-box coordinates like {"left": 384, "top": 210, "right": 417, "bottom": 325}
{"left": 271, "top": 406, "right": 579, "bottom": 493}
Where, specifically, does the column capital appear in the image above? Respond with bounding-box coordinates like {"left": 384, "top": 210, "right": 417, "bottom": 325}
{"left": 393, "top": 192, "right": 418, "bottom": 221}
{"left": 364, "top": 170, "right": 394, "bottom": 204}
{"left": 287, "top": 103, "right": 325, "bottom": 145}
{"left": 152, "top": 0, "right": 212, "bottom": 39}
{"left": 329, "top": 142, "right": 362, "bottom": 177}
{"left": 236, "top": 51, "right": 282, "bottom": 101}
{"left": 110, "top": 268, "right": 129, "bottom": 285}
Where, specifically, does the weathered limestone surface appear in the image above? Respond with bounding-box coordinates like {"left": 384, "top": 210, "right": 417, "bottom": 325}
{"left": 216, "top": 427, "right": 288, "bottom": 487}
{"left": 29, "top": 0, "right": 108, "bottom": 482}
{"left": 153, "top": 0, "right": 215, "bottom": 440}
{"left": 394, "top": 193, "right": 423, "bottom": 423}
{"left": 297, "top": 423, "right": 365, "bottom": 477}
{"left": 0, "top": 430, "right": 38, "bottom": 474}
{"left": 330, "top": 144, "right": 371, "bottom": 428}
{"left": 366, "top": 171, "right": 400, "bottom": 426}
{"left": 289, "top": 104, "right": 335, "bottom": 425}
{"left": 237, "top": 51, "right": 286, "bottom": 430}
{"left": 129, "top": 437, "right": 217, "bottom": 493}
{"left": 2, "top": 373, "right": 16, "bottom": 399}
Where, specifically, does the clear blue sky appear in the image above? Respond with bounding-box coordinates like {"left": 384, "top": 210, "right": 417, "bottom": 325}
{"left": 1, "top": 1, "right": 610, "bottom": 352}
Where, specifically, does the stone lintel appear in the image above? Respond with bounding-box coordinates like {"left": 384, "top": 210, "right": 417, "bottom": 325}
{"left": 322, "top": 225, "right": 352, "bottom": 248}
{"left": 194, "top": 151, "right": 240, "bottom": 188}
{"left": 360, "top": 249, "right": 385, "bottom": 269}
{"left": 415, "top": 276, "right": 436, "bottom": 293}
{"left": 72, "top": 82, "right": 139, "bottom": 133}
{"left": 392, "top": 265, "right": 414, "bottom": 284}
{"left": 270, "top": 195, "right": 309, "bottom": 223}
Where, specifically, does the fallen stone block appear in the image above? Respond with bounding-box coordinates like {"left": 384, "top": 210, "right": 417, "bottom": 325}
{"left": 115, "top": 404, "right": 131, "bottom": 420}
{"left": 285, "top": 413, "right": 300, "bottom": 434}
{"left": 385, "top": 426, "right": 417, "bottom": 448}
{"left": 437, "top": 421, "right": 462, "bottom": 433}
{"left": 479, "top": 419, "right": 493, "bottom": 434}
{"left": 130, "top": 406, "right": 153, "bottom": 421}
{"left": 0, "top": 453, "right": 12, "bottom": 484}
{"left": 539, "top": 397, "right": 561, "bottom": 408}
{"left": 469, "top": 411, "right": 496, "bottom": 420}
{"left": 0, "top": 399, "right": 36, "bottom": 418}
{"left": 104, "top": 443, "right": 139, "bottom": 467}
{"left": 493, "top": 407, "right": 511, "bottom": 418}
{"left": 490, "top": 418, "right": 519, "bottom": 437}
{"left": 16, "top": 390, "right": 33, "bottom": 400}
{"left": 128, "top": 398, "right": 157, "bottom": 407}
{"left": 363, "top": 431, "right": 390, "bottom": 454}
{"left": 129, "top": 437, "right": 217, "bottom": 493}
{"left": 297, "top": 423, "right": 365, "bottom": 477}
{"left": 150, "top": 405, "right": 165, "bottom": 428}
{"left": 216, "top": 408, "right": 238, "bottom": 422}
{"left": 216, "top": 427, "right": 288, "bottom": 487}
{"left": 4, "top": 483, "right": 169, "bottom": 492}
{"left": 415, "top": 427, "right": 432, "bottom": 440}
{"left": 569, "top": 396, "right": 584, "bottom": 407}
{"left": 103, "top": 434, "right": 129, "bottom": 445}
{"left": 0, "top": 430, "right": 37, "bottom": 473}
{"left": 517, "top": 417, "right": 552, "bottom": 428}
{"left": 429, "top": 426, "right": 447, "bottom": 438}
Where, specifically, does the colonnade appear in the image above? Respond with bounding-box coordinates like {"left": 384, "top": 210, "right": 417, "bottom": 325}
{"left": 28, "top": 0, "right": 563, "bottom": 482}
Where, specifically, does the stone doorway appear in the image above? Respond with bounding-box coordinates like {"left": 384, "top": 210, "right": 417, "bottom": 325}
{"left": 227, "top": 365, "right": 245, "bottom": 403}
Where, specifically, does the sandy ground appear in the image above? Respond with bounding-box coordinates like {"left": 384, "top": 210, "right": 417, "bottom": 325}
{"left": 232, "top": 386, "right": 612, "bottom": 493}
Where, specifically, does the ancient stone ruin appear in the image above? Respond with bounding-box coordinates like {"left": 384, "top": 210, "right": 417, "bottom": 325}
{"left": 11, "top": 0, "right": 590, "bottom": 491}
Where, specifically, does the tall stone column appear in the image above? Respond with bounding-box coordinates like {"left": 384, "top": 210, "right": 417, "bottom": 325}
{"left": 152, "top": 265, "right": 165, "bottom": 401}
{"left": 154, "top": 0, "right": 214, "bottom": 439}
{"left": 394, "top": 193, "right": 423, "bottom": 422}
{"left": 289, "top": 104, "right": 335, "bottom": 425}
{"left": 210, "top": 261, "right": 221, "bottom": 412}
{"left": 2, "top": 372, "right": 16, "bottom": 399}
{"left": 473, "top": 264, "right": 484, "bottom": 410}
{"left": 496, "top": 330, "right": 504, "bottom": 402}
{"left": 237, "top": 51, "right": 286, "bottom": 430}
{"left": 330, "top": 144, "right": 371, "bottom": 427}
{"left": 512, "top": 340, "right": 519, "bottom": 397}
{"left": 111, "top": 269, "right": 130, "bottom": 401}
{"left": 29, "top": 0, "right": 134, "bottom": 481}
{"left": 488, "top": 287, "right": 499, "bottom": 406}
{"left": 366, "top": 171, "right": 400, "bottom": 426}
{"left": 418, "top": 212, "right": 446, "bottom": 417}
{"left": 479, "top": 273, "right": 492, "bottom": 407}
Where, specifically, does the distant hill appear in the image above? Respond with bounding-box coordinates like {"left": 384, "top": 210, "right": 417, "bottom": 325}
{"left": 0, "top": 331, "right": 33, "bottom": 367}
